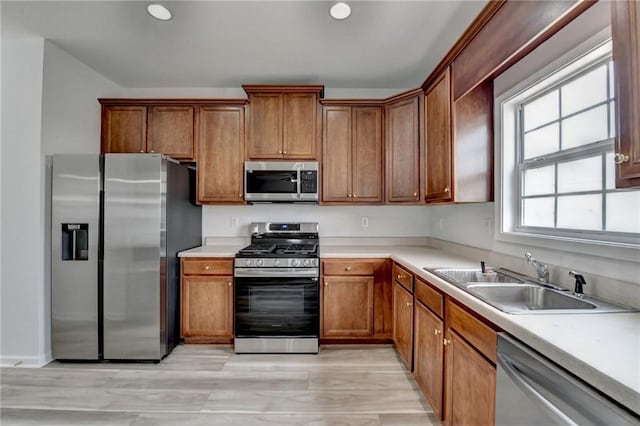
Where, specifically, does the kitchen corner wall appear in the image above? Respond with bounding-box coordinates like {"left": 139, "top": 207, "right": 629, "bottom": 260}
{"left": 202, "top": 205, "right": 430, "bottom": 238}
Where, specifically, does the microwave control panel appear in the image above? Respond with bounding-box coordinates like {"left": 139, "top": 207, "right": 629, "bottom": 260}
{"left": 300, "top": 171, "right": 318, "bottom": 193}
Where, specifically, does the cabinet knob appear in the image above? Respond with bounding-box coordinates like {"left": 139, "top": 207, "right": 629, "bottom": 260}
{"left": 205, "top": 266, "right": 210, "bottom": 270}
{"left": 413, "top": 192, "right": 417, "bottom": 197}
{"left": 348, "top": 194, "right": 352, "bottom": 198}
{"left": 278, "top": 150, "right": 282, "bottom": 154}
{"left": 614, "top": 153, "right": 630, "bottom": 164}
{"left": 353, "top": 194, "right": 357, "bottom": 198}
{"left": 345, "top": 266, "right": 352, "bottom": 271}
{"left": 324, "top": 282, "right": 328, "bottom": 286}
{"left": 150, "top": 150, "right": 155, "bottom": 153}
{"left": 443, "top": 338, "right": 452, "bottom": 346}
{"left": 283, "top": 151, "right": 287, "bottom": 154}
{"left": 433, "top": 329, "right": 439, "bottom": 335}
{"left": 397, "top": 274, "right": 403, "bottom": 280}
{"left": 228, "top": 281, "right": 232, "bottom": 287}
{"left": 239, "top": 193, "right": 242, "bottom": 198}
{"left": 444, "top": 187, "right": 449, "bottom": 193}
{"left": 406, "top": 302, "right": 412, "bottom": 307}
{"left": 139, "top": 150, "right": 145, "bottom": 153}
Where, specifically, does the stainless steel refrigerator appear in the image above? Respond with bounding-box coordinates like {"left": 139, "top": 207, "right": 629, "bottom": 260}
{"left": 51, "top": 154, "right": 201, "bottom": 361}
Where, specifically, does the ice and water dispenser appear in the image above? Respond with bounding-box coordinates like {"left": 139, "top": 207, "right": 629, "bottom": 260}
{"left": 61, "top": 223, "right": 89, "bottom": 261}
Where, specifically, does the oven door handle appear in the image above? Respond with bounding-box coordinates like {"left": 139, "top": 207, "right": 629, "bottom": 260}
{"left": 234, "top": 268, "right": 319, "bottom": 278}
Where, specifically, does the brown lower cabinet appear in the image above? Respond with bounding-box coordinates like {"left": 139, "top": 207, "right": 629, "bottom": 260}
{"left": 392, "top": 281, "right": 414, "bottom": 370}
{"left": 180, "top": 258, "right": 234, "bottom": 343}
{"left": 321, "top": 259, "right": 391, "bottom": 342}
{"left": 413, "top": 299, "right": 444, "bottom": 419}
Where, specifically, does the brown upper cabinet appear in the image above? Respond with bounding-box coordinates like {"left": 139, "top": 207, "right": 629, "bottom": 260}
{"left": 101, "top": 104, "right": 147, "bottom": 154}
{"left": 385, "top": 90, "right": 422, "bottom": 203}
{"left": 424, "top": 68, "right": 453, "bottom": 203}
{"left": 197, "top": 104, "right": 247, "bottom": 204}
{"left": 321, "top": 102, "right": 384, "bottom": 203}
{"left": 100, "top": 99, "right": 240, "bottom": 162}
{"left": 612, "top": 0, "right": 640, "bottom": 188}
{"left": 243, "top": 85, "right": 324, "bottom": 160}
{"left": 423, "top": 72, "right": 493, "bottom": 204}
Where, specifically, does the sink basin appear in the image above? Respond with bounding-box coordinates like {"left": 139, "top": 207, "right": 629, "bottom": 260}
{"left": 425, "top": 267, "right": 637, "bottom": 314}
{"left": 467, "top": 284, "right": 596, "bottom": 313}
{"left": 429, "top": 268, "right": 525, "bottom": 285}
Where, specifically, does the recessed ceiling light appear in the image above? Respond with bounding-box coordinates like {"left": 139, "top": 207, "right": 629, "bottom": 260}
{"left": 330, "top": 2, "right": 351, "bottom": 20}
{"left": 147, "top": 4, "right": 172, "bottom": 21}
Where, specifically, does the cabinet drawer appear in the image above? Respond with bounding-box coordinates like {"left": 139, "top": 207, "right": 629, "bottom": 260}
{"left": 182, "top": 258, "right": 233, "bottom": 275}
{"left": 393, "top": 263, "right": 413, "bottom": 293}
{"left": 323, "top": 261, "right": 374, "bottom": 276}
{"left": 415, "top": 277, "right": 443, "bottom": 318}
{"left": 446, "top": 298, "right": 497, "bottom": 363}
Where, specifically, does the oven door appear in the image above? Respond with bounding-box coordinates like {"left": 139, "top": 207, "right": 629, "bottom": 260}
{"left": 234, "top": 272, "right": 319, "bottom": 337}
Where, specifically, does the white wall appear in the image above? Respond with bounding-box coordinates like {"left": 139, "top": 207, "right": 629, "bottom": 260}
{"left": 203, "top": 205, "right": 429, "bottom": 238}
{"left": 1, "top": 38, "right": 46, "bottom": 366}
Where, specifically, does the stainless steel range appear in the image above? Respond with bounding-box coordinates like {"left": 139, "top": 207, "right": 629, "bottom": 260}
{"left": 234, "top": 222, "right": 319, "bottom": 354}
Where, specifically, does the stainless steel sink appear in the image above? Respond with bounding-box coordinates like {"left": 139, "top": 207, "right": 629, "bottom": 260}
{"left": 467, "top": 284, "right": 596, "bottom": 313}
{"left": 429, "top": 268, "right": 524, "bottom": 285}
{"left": 425, "top": 267, "right": 637, "bottom": 314}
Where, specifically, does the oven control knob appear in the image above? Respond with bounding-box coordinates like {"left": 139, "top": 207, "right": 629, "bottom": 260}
{"left": 303, "top": 259, "right": 310, "bottom": 266}
{"left": 256, "top": 259, "right": 263, "bottom": 266}
{"left": 274, "top": 259, "right": 280, "bottom": 266}
{"left": 244, "top": 259, "right": 252, "bottom": 266}
{"left": 291, "top": 259, "right": 300, "bottom": 267}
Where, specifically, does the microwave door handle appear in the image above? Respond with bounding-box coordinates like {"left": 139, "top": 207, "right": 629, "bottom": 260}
{"left": 297, "top": 170, "right": 301, "bottom": 198}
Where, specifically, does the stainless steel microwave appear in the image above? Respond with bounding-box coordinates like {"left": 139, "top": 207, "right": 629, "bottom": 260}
{"left": 244, "top": 161, "right": 319, "bottom": 203}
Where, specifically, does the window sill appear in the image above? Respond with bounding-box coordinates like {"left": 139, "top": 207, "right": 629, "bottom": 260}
{"left": 495, "top": 229, "right": 640, "bottom": 263}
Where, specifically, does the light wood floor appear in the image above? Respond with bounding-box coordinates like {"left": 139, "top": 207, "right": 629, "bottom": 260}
{"left": 1, "top": 345, "right": 438, "bottom": 425}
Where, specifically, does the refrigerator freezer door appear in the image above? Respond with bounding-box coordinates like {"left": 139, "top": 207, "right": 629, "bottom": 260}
{"left": 103, "top": 154, "right": 165, "bottom": 360}
{"left": 51, "top": 155, "right": 101, "bottom": 360}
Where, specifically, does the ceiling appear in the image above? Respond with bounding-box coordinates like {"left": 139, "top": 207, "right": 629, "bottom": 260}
{"left": 1, "top": 1, "right": 488, "bottom": 89}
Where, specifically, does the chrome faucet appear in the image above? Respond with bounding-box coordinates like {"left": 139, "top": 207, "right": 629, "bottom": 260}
{"left": 524, "top": 252, "right": 549, "bottom": 283}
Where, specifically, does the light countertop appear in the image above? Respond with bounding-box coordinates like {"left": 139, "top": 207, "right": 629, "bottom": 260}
{"left": 179, "top": 243, "right": 640, "bottom": 414}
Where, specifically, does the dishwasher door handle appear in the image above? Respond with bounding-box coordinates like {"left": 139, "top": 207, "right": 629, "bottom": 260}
{"left": 497, "top": 352, "right": 579, "bottom": 426}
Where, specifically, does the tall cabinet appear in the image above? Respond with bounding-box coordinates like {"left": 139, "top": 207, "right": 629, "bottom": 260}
{"left": 321, "top": 101, "right": 384, "bottom": 203}
{"left": 385, "top": 90, "right": 422, "bottom": 203}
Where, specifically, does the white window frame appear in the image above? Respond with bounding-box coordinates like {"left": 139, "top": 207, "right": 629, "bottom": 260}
{"left": 495, "top": 29, "right": 640, "bottom": 262}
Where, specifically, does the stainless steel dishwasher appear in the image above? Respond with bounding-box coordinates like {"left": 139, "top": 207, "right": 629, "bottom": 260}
{"left": 496, "top": 333, "right": 639, "bottom": 426}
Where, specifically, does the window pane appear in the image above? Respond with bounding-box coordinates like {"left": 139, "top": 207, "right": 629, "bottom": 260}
{"left": 557, "top": 194, "right": 602, "bottom": 230}
{"left": 561, "top": 105, "right": 608, "bottom": 150}
{"left": 606, "top": 192, "right": 640, "bottom": 233}
{"left": 609, "top": 100, "right": 616, "bottom": 138}
{"left": 558, "top": 156, "right": 601, "bottom": 193}
{"left": 523, "top": 165, "right": 555, "bottom": 196}
{"left": 561, "top": 65, "right": 607, "bottom": 116}
{"left": 523, "top": 197, "right": 555, "bottom": 227}
{"left": 524, "top": 123, "right": 559, "bottom": 159}
{"left": 524, "top": 90, "right": 559, "bottom": 131}
{"left": 605, "top": 151, "right": 616, "bottom": 189}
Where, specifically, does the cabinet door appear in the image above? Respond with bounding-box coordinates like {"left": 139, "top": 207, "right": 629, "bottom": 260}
{"left": 352, "top": 107, "right": 384, "bottom": 202}
{"left": 414, "top": 302, "right": 444, "bottom": 419}
{"left": 147, "top": 106, "right": 195, "bottom": 160}
{"left": 102, "top": 106, "right": 147, "bottom": 153}
{"left": 247, "top": 93, "right": 283, "bottom": 159}
{"left": 283, "top": 93, "right": 318, "bottom": 159}
{"left": 612, "top": 0, "right": 640, "bottom": 187}
{"left": 322, "top": 276, "right": 374, "bottom": 337}
{"left": 425, "top": 69, "right": 453, "bottom": 203}
{"left": 393, "top": 282, "right": 414, "bottom": 370}
{"left": 445, "top": 329, "right": 496, "bottom": 426}
{"left": 386, "top": 97, "right": 420, "bottom": 202}
{"left": 197, "top": 106, "right": 245, "bottom": 203}
{"left": 322, "top": 106, "right": 352, "bottom": 202}
{"left": 181, "top": 276, "right": 233, "bottom": 338}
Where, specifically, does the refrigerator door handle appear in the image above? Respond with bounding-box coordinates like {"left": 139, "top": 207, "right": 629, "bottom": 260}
{"left": 497, "top": 352, "right": 578, "bottom": 426}
{"left": 71, "top": 229, "right": 77, "bottom": 261}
